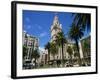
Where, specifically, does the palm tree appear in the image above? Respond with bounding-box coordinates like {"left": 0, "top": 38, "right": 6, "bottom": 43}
{"left": 82, "top": 39, "right": 91, "bottom": 65}
{"left": 67, "top": 46, "right": 73, "bottom": 66}
{"left": 72, "top": 44, "right": 80, "bottom": 66}
{"left": 73, "top": 44, "right": 79, "bottom": 57}
{"left": 31, "top": 49, "right": 40, "bottom": 68}
{"left": 68, "top": 24, "right": 84, "bottom": 66}
{"left": 45, "top": 42, "right": 51, "bottom": 62}
{"left": 50, "top": 42, "right": 58, "bottom": 60}
{"left": 23, "top": 45, "right": 27, "bottom": 59}
{"left": 73, "top": 13, "right": 91, "bottom": 31}
{"left": 56, "top": 32, "right": 67, "bottom": 67}
{"left": 50, "top": 42, "right": 58, "bottom": 67}
{"left": 83, "top": 39, "right": 90, "bottom": 55}
{"left": 23, "top": 45, "right": 28, "bottom": 68}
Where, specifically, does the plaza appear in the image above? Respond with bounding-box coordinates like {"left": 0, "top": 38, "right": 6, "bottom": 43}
{"left": 22, "top": 12, "right": 91, "bottom": 69}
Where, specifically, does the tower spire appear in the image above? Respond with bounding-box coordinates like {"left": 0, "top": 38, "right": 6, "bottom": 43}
{"left": 51, "top": 12, "right": 62, "bottom": 42}
{"left": 53, "top": 12, "right": 58, "bottom": 24}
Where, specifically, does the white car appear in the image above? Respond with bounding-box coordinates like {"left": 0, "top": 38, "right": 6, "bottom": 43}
{"left": 73, "top": 64, "right": 79, "bottom": 67}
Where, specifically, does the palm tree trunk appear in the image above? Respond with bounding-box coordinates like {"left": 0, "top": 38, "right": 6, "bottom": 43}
{"left": 61, "top": 39, "right": 64, "bottom": 67}
{"left": 75, "top": 39, "right": 81, "bottom": 66}
{"left": 48, "top": 51, "right": 50, "bottom": 65}
{"left": 70, "top": 55, "right": 72, "bottom": 66}
{"left": 35, "top": 58, "right": 36, "bottom": 68}
{"left": 53, "top": 54, "right": 55, "bottom": 67}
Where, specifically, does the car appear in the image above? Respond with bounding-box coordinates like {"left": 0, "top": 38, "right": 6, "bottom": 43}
{"left": 23, "top": 59, "right": 32, "bottom": 69}
{"left": 73, "top": 64, "right": 79, "bottom": 67}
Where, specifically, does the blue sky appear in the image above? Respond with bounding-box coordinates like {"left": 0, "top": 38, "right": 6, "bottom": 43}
{"left": 23, "top": 10, "right": 90, "bottom": 50}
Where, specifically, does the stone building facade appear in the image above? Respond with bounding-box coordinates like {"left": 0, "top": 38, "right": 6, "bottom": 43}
{"left": 37, "top": 14, "right": 90, "bottom": 67}
{"left": 23, "top": 31, "right": 39, "bottom": 69}
{"left": 47, "top": 15, "right": 90, "bottom": 66}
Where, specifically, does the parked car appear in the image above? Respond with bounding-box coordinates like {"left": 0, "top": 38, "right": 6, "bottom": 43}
{"left": 65, "top": 62, "right": 73, "bottom": 67}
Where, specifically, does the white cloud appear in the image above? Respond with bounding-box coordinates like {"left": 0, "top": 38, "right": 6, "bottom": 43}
{"left": 39, "top": 32, "right": 47, "bottom": 37}
{"left": 39, "top": 47, "right": 45, "bottom": 52}
{"left": 39, "top": 47, "right": 49, "bottom": 55}
{"left": 26, "top": 17, "right": 30, "bottom": 22}
{"left": 24, "top": 24, "right": 31, "bottom": 29}
{"left": 35, "top": 24, "right": 42, "bottom": 30}
{"left": 39, "top": 47, "right": 45, "bottom": 54}
{"left": 27, "top": 25, "right": 31, "bottom": 29}
{"left": 38, "top": 25, "right": 42, "bottom": 30}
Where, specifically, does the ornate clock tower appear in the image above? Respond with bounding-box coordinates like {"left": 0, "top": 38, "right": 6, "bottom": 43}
{"left": 51, "top": 14, "right": 62, "bottom": 42}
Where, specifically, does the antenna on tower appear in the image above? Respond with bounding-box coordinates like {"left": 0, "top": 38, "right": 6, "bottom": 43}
{"left": 54, "top": 12, "right": 58, "bottom": 20}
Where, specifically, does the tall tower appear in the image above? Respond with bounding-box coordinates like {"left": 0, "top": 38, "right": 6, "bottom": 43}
{"left": 51, "top": 14, "right": 62, "bottom": 42}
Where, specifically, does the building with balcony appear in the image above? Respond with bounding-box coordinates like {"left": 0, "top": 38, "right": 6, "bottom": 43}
{"left": 22, "top": 31, "right": 39, "bottom": 69}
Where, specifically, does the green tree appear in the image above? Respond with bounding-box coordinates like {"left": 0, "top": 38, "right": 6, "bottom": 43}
{"left": 73, "top": 44, "right": 79, "bottom": 57}
{"left": 82, "top": 39, "right": 91, "bottom": 65}
{"left": 56, "top": 32, "right": 67, "bottom": 67}
{"left": 73, "top": 13, "right": 91, "bottom": 31}
{"left": 23, "top": 45, "right": 27, "bottom": 59}
{"left": 50, "top": 42, "right": 58, "bottom": 61}
{"left": 31, "top": 49, "right": 40, "bottom": 68}
{"left": 68, "top": 24, "right": 84, "bottom": 66}
{"left": 49, "top": 42, "right": 58, "bottom": 67}
{"left": 67, "top": 46, "right": 73, "bottom": 66}
{"left": 83, "top": 40, "right": 90, "bottom": 54}
{"left": 45, "top": 42, "right": 51, "bottom": 62}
